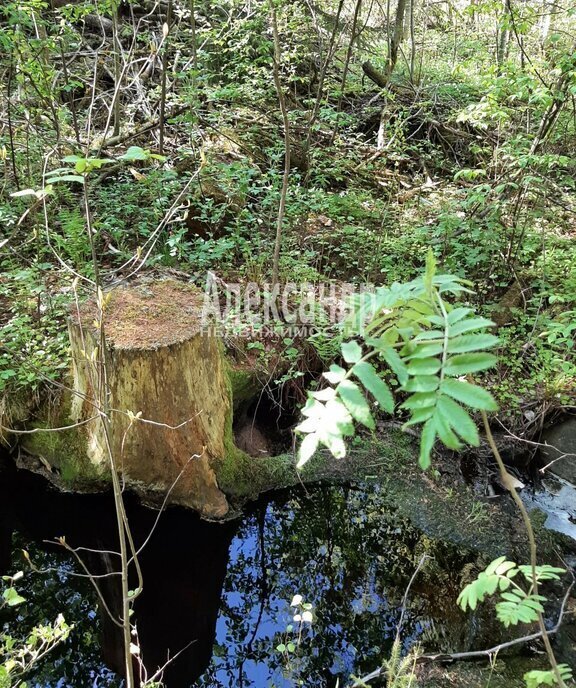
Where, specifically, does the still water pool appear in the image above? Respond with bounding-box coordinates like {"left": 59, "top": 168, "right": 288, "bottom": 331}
{"left": 0, "top": 457, "right": 476, "bottom": 687}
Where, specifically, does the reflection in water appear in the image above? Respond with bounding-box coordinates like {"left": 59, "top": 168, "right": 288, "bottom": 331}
{"left": 0, "top": 455, "right": 467, "bottom": 687}
{"left": 0, "top": 455, "right": 237, "bottom": 687}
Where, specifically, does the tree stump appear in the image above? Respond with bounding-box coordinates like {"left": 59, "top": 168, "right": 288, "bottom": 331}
{"left": 68, "top": 279, "right": 231, "bottom": 519}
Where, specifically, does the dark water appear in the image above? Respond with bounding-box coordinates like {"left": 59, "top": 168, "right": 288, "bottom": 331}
{"left": 0, "top": 456, "right": 469, "bottom": 688}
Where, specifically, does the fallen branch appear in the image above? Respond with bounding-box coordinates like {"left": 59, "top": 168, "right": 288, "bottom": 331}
{"left": 98, "top": 104, "right": 189, "bottom": 150}
{"left": 351, "top": 577, "right": 574, "bottom": 685}
{"left": 419, "top": 577, "right": 573, "bottom": 663}
{"left": 362, "top": 60, "right": 388, "bottom": 89}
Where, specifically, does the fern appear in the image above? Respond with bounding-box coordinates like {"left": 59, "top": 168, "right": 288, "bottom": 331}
{"left": 382, "top": 639, "right": 419, "bottom": 688}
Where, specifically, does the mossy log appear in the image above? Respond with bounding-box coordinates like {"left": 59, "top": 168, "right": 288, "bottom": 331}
{"left": 66, "top": 279, "right": 236, "bottom": 519}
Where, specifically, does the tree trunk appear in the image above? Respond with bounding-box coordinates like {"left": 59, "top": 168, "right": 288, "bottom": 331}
{"left": 67, "top": 280, "right": 231, "bottom": 519}
{"left": 496, "top": 0, "right": 510, "bottom": 69}
{"left": 387, "top": 0, "right": 408, "bottom": 80}
{"left": 539, "top": 0, "right": 554, "bottom": 52}
{"left": 375, "top": 0, "right": 408, "bottom": 148}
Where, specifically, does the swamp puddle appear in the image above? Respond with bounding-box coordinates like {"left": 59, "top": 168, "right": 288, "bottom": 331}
{"left": 0, "top": 456, "right": 566, "bottom": 688}
{"left": 521, "top": 473, "right": 576, "bottom": 542}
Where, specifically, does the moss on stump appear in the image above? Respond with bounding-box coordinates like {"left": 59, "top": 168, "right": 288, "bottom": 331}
{"left": 54, "top": 279, "right": 254, "bottom": 518}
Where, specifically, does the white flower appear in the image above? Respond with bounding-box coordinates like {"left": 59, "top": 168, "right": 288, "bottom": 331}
{"left": 301, "top": 610, "right": 313, "bottom": 624}
{"left": 293, "top": 613, "right": 302, "bottom": 622}
{"left": 290, "top": 594, "right": 303, "bottom": 607}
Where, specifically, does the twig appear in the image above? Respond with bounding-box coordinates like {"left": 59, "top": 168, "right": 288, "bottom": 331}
{"left": 419, "top": 577, "right": 574, "bottom": 663}
{"left": 98, "top": 104, "right": 189, "bottom": 150}
{"left": 396, "top": 554, "right": 431, "bottom": 644}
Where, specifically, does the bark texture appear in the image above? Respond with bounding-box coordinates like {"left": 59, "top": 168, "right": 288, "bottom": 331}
{"left": 68, "top": 279, "right": 231, "bottom": 519}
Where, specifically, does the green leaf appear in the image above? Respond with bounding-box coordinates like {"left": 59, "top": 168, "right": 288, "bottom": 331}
{"left": 517, "top": 564, "right": 565, "bottom": 582}
{"left": 352, "top": 361, "right": 394, "bottom": 412}
{"left": 524, "top": 670, "right": 556, "bottom": 688}
{"left": 324, "top": 364, "right": 346, "bottom": 384}
{"left": 380, "top": 346, "right": 409, "bottom": 385}
{"left": 3, "top": 587, "right": 25, "bottom": 607}
{"left": 341, "top": 340, "right": 362, "bottom": 364}
{"left": 401, "top": 375, "right": 439, "bottom": 393}
{"left": 447, "top": 307, "right": 474, "bottom": 324}
{"left": 403, "top": 407, "right": 435, "bottom": 427}
{"left": 311, "top": 387, "right": 336, "bottom": 402}
{"left": 413, "top": 330, "right": 444, "bottom": 341}
{"left": 337, "top": 380, "right": 375, "bottom": 430}
{"left": 447, "top": 334, "right": 499, "bottom": 353}
{"left": 440, "top": 379, "right": 498, "bottom": 411}
{"left": 449, "top": 317, "right": 495, "bottom": 336}
{"left": 45, "top": 174, "right": 85, "bottom": 184}
{"left": 457, "top": 571, "right": 501, "bottom": 612}
{"left": 404, "top": 342, "right": 444, "bottom": 359}
{"left": 520, "top": 597, "right": 545, "bottom": 613}
{"left": 524, "top": 664, "right": 573, "bottom": 688}
{"left": 276, "top": 644, "right": 286, "bottom": 653}
{"left": 484, "top": 574, "right": 499, "bottom": 595}
{"left": 486, "top": 556, "right": 509, "bottom": 575}
{"left": 433, "top": 410, "right": 462, "bottom": 450}
{"left": 500, "top": 591, "right": 524, "bottom": 603}
{"left": 444, "top": 353, "right": 498, "bottom": 376}
{"left": 300, "top": 397, "right": 324, "bottom": 419}
{"left": 296, "top": 416, "right": 319, "bottom": 433}
{"left": 319, "top": 430, "right": 347, "bottom": 458}
{"left": 118, "top": 146, "right": 150, "bottom": 161}
{"left": 297, "top": 433, "right": 319, "bottom": 468}
{"left": 497, "top": 599, "right": 539, "bottom": 626}
{"left": 311, "top": 398, "right": 354, "bottom": 459}
{"left": 494, "top": 559, "right": 518, "bottom": 576}
{"left": 400, "top": 392, "right": 437, "bottom": 410}
{"left": 325, "top": 398, "right": 355, "bottom": 436}
{"left": 419, "top": 418, "right": 436, "bottom": 469}
{"left": 436, "top": 395, "right": 480, "bottom": 445}
{"left": 406, "top": 357, "right": 441, "bottom": 375}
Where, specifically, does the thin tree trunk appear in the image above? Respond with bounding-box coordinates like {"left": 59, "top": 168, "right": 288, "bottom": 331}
{"left": 496, "top": 0, "right": 510, "bottom": 70}
{"left": 6, "top": 58, "right": 19, "bottom": 190}
{"left": 190, "top": 0, "right": 197, "bottom": 90}
{"left": 159, "top": 0, "right": 172, "bottom": 154}
{"left": 112, "top": 6, "right": 122, "bottom": 137}
{"left": 305, "top": 0, "right": 345, "bottom": 152}
{"left": 330, "top": 0, "right": 363, "bottom": 143}
{"left": 409, "top": 0, "right": 417, "bottom": 83}
{"left": 386, "top": 0, "right": 408, "bottom": 80}
{"left": 271, "top": 8, "right": 290, "bottom": 285}
{"left": 376, "top": 0, "right": 409, "bottom": 149}
{"left": 539, "top": 0, "right": 553, "bottom": 52}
